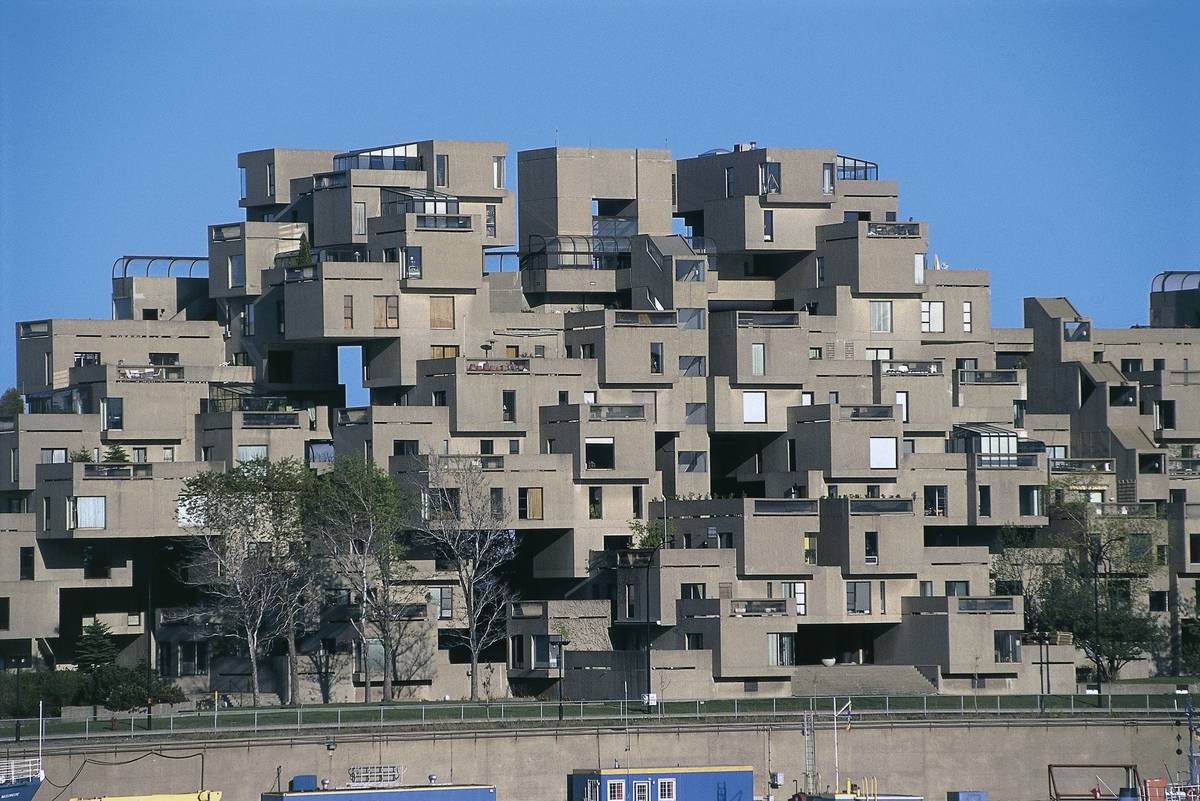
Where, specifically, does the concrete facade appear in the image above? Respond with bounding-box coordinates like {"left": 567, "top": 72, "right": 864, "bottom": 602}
{"left": 2, "top": 138, "right": 1198, "bottom": 703}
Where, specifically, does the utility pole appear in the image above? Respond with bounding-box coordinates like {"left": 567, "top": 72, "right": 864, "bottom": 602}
{"left": 146, "top": 554, "right": 154, "bottom": 731}
{"left": 832, "top": 699, "right": 851, "bottom": 791}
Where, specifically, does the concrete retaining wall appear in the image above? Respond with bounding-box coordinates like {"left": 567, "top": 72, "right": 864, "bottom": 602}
{"left": 26, "top": 718, "right": 1178, "bottom": 801}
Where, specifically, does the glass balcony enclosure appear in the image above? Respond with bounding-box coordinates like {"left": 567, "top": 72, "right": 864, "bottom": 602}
{"left": 333, "top": 143, "right": 422, "bottom": 172}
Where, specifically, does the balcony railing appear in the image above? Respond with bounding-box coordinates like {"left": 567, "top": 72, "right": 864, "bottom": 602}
{"left": 736, "top": 311, "right": 800, "bottom": 328}
{"left": 83, "top": 463, "right": 154, "bottom": 480}
{"left": 509, "top": 601, "right": 546, "bottom": 619}
{"left": 205, "top": 396, "right": 290, "bottom": 414}
{"left": 1170, "top": 459, "right": 1200, "bottom": 477}
{"left": 242, "top": 412, "right": 299, "bottom": 428}
{"left": 588, "top": 405, "right": 646, "bottom": 422}
{"left": 849, "top": 498, "right": 914, "bottom": 514}
{"left": 753, "top": 499, "right": 819, "bottom": 515}
{"left": 841, "top": 405, "right": 893, "bottom": 421}
{"left": 210, "top": 224, "right": 243, "bottom": 242}
{"left": 338, "top": 408, "right": 370, "bottom": 426}
{"left": 613, "top": 311, "right": 677, "bottom": 327}
{"left": 974, "top": 454, "right": 1040, "bottom": 469}
{"left": 415, "top": 214, "right": 472, "bottom": 231}
{"left": 1091, "top": 502, "right": 1157, "bottom": 518}
{"left": 18, "top": 321, "right": 50, "bottom": 338}
{"left": 957, "top": 597, "right": 1015, "bottom": 613}
{"left": 480, "top": 455, "right": 505, "bottom": 471}
{"left": 880, "top": 360, "right": 943, "bottom": 376}
{"left": 284, "top": 265, "right": 318, "bottom": 282}
{"left": 866, "top": 222, "right": 920, "bottom": 238}
{"left": 730, "top": 599, "right": 788, "bottom": 617}
{"left": 1050, "top": 458, "right": 1115, "bottom": 474}
{"left": 465, "top": 359, "right": 530, "bottom": 374}
{"left": 117, "top": 365, "right": 185, "bottom": 381}
{"left": 333, "top": 153, "right": 422, "bottom": 172}
{"left": 958, "top": 370, "right": 1019, "bottom": 384}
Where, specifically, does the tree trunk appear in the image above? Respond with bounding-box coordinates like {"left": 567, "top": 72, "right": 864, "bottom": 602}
{"left": 286, "top": 623, "right": 301, "bottom": 706}
{"left": 469, "top": 650, "right": 479, "bottom": 701}
{"left": 382, "top": 630, "right": 394, "bottom": 702}
{"left": 360, "top": 634, "right": 371, "bottom": 703}
{"left": 247, "top": 631, "right": 261, "bottom": 708}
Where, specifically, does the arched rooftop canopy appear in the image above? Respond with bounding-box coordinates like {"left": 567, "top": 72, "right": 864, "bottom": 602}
{"left": 1152, "top": 271, "right": 1200, "bottom": 293}
{"left": 112, "top": 255, "right": 208, "bottom": 280}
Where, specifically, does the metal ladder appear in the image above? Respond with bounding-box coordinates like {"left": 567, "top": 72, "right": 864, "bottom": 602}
{"left": 803, "top": 712, "right": 819, "bottom": 793}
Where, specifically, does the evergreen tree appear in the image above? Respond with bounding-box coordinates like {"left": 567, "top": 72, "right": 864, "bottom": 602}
{"left": 0, "top": 387, "right": 22, "bottom": 417}
{"left": 103, "top": 443, "right": 130, "bottom": 463}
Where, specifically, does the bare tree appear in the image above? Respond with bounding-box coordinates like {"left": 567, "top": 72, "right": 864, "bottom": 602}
{"left": 177, "top": 459, "right": 309, "bottom": 706}
{"left": 411, "top": 455, "right": 517, "bottom": 701}
{"left": 305, "top": 455, "right": 417, "bottom": 702}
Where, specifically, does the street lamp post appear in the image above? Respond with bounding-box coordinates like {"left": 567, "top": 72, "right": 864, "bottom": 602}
{"left": 556, "top": 636, "right": 571, "bottom": 721}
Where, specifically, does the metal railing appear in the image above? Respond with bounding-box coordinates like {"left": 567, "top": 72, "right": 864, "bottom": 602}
{"left": 866, "top": 222, "right": 920, "bottom": 238}
{"left": 1170, "top": 458, "right": 1200, "bottom": 476}
{"left": 83, "top": 463, "right": 153, "bottom": 480}
{"left": 959, "top": 370, "right": 1020, "bottom": 384}
{"left": 1050, "top": 458, "right": 1115, "bottom": 474}
{"left": 737, "top": 311, "right": 800, "bottom": 327}
{"left": 588, "top": 405, "right": 645, "bottom": 422}
{"left": 974, "top": 454, "right": 1040, "bottom": 469}
{"left": 880, "top": 361, "right": 942, "bottom": 376}
{"left": 842, "top": 405, "right": 893, "bottom": 420}
{"left": 1, "top": 693, "right": 1191, "bottom": 743}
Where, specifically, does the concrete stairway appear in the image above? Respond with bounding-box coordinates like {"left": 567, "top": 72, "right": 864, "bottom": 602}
{"left": 789, "top": 664, "right": 940, "bottom": 696}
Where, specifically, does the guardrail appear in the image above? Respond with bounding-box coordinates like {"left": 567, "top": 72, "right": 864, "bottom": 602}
{"left": 0, "top": 693, "right": 1190, "bottom": 743}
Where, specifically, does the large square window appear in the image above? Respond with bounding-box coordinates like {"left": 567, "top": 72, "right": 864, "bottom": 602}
{"left": 869, "top": 437, "right": 897, "bottom": 469}
{"left": 742, "top": 391, "right": 767, "bottom": 424}
{"left": 869, "top": 301, "right": 893, "bottom": 333}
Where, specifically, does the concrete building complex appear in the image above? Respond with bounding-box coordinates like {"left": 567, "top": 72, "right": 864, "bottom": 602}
{"left": 2, "top": 137, "right": 1198, "bottom": 703}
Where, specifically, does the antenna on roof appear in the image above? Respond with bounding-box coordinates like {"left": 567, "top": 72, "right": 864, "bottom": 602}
{"left": 555, "top": 128, "right": 559, "bottom": 147}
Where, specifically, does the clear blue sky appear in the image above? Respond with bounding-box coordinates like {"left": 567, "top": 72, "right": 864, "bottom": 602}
{"left": 2, "top": 0, "right": 1197, "bottom": 398}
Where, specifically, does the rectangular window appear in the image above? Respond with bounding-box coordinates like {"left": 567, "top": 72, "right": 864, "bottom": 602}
{"left": 492, "top": 155, "right": 505, "bottom": 189}
{"left": 742, "top": 391, "right": 767, "bottom": 423}
{"left": 1150, "top": 591, "right": 1169, "bottom": 612}
{"left": 846, "top": 581, "right": 871, "bottom": 614}
{"left": 485, "top": 204, "right": 497, "bottom": 238}
{"left": 763, "top": 209, "right": 774, "bottom": 242}
{"left": 675, "top": 259, "right": 704, "bottom": 281}
{"left": 865, "top": 347, "right": 892, "bottom": 361}
{"left": 228, "top": 254, "right": 246, "bottom": 288}
{"left": 822, "top": 163, "right": 834, "bottom": 194}
{"left": 40, "top": 448, "right": 67, "bottom": 464}
{"left": 430, "top": 296, "right": 455, "bottom": 329}
{"left": 624, "top": 583, "right": 637, "bottom": 619}
{"left": 914, "top": 252, "right": 926, "bottom": 284}
{"left": 588, "top": 486, "right": 603, "bottom": 519}
{"left": 864, "top": 531, "right": 879, "bottom": 564}
{"left": 921, "top": 301, "right": 945, "bottom": 333}
{"left": 162, "top": 446, "right": 175, "bottom": 463}
{"left": 132, "top": 447, "right": 147, "bottom": 464}
{"left": 781, "top": 581, "right": 807, "bottom": 615}
{"left": 760, "top": 162, "right": 781, "bottom": 194}
{"left": 725, "top": 166, "right": 735, "bottom": 198}
{"left": 239, "top": 167, "right": 247, "bottom": 199}
{"left": 869, "top": 300, "right": 893, "bottom": 333}
{"left": 678, "top": 308, "right": 705, "bottom": 330}
{"left": 266, "top": 162, "right": 275, "bottom": 195}
{"left": 342, "top": 295, "right": 354, "bottom": 329}
{"left": 436, "top": 154, "right": 449, "bottom": 187}
{"left": 435, "top": 587, "right": 453, "bottom": 619}
{"left": 431, "top": 390, "right": 448, "bottom": 407}
{"left": 751, "top": 343, "right": 765, "bottom": 376}
{"left": 649, "top": 342, "right": 664, "bottom": 374}
{"left": 767, "top": 632, "right": 797, "bottom": 666}
{"left": 679, "top": 356, "right": 706, "bottom": 376}
{"left": 681, "top": 582, "right": 706, "bottom": 600}
{"left": 678, "top": 451, "right": 707, "bottom": 473}
{"left": 659, "top": 779, "right": 676, "bottom": 801}
{"left": 73, "top": 351, "right": 101, "bottom": 368}
{"left": 403, "top": 246, "right": 423, "bottom": 279}
{"left": 804, "top": 533, "right": 818, "bottom": 564}
{"left": 0, "top": 598, "right": 8, "bottom": 630}
{"left": 816, "top": 255, "right": 825, "bottom": 286}
{"left": 895, "top": 391, "right": 909, "bottom": 423}
{"left": 869, "top": 437, "right": 897, "bottom": 469}
{"left": 102, "top": 397, "right": 124, "bottom": 431}
{"left": 502, "top": 390, "right": 517, "bottom": 422}
{"left": 19, "top": 546, "right": 34, "bottom": 580}
{"left": 373, "top": 295, "right": 400, "bottom": 329}
{"left": 684, "top": 402, "right": 707, "bottom": 424}
{"left": 962, "top": 301, "right": 973, "bottom": 333}
{"left": 430, "top": 345, "right": 460, "bottom": 359}
{"left": 945, "top": 580, "right": 969, "bottom": 597}
{"left": 919, "top": 580, "right": 934, "bottom": 597}
{"left": 518, "top": 487, "right": 543, "bottom": 520}
{"left": 353, "top": 202, "right": 367, "bottom": 236}
{"left": 71, "top": 496, "right": 107, "bottom": 530}
{"left": 684, "top": 632, "right": 703, "bottom": 651}
{"left": 237, "top": 444, "right": 268, "bottom": 463}
{"left": 632, "top": 486, "right": 643, "bottom": 519}
{"left": 978, "top": 485, "right": 992, "bottom": 517}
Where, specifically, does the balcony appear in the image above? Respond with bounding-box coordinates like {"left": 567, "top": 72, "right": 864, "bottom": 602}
{"left": 1050, "top": 458, "right": 1115, "bottom": 474}
{"left": 588, "top": 405, "right": 646, "bottom": 422}
{"left": 509, "top": 601, "right": 546, "bottom": 619}
{"left": 116, "top": 365, "right": 185, "bottom": 381}
{"left": 415, "top": 214, "right": 471, "bottom": 230}
{"left": 848, "top": 498, "right": 913, "bottom": 514}
{"left": 957, "top": 597, "right": 1015, "bottom": 613}
{"left": 242, "top": 412, "right": 299, "bottom": 428}
{"left": 753, "top": 499, "right": 819, "bottom": 515}
{"left": 837, "top": 155, "right": 879, "bottom": 181}
{"left": 1091, "top": 502, "right": 1157, "bottom": 518}
{"left": 337, "top": 407, "right": 370, "bottom": 426}
{"left": 83, "top": 463, "right": 154, "bottom": 480}
{"left": 203, "top": 395, "right": 291, "bottom": 414}
{"left": 974, "top": 453, "right": 1040, "bottom": 469}
{"left": 730, "top": 599, "right": 788, "bottom": 617}
{"left": 841, "top": 405, "right": 893, "bottom": 421}
{"left": 880, "top": 360, "right": 943, "bottom": 376}
{"left": 1170, "top": 458, "right": 1200, "bottom": 477}
{"left": 958, "top": 370, "right": 1019, "bottom": 384}
{"left": 333, "top": 152, "right": 422, "bottom": 172}
{"left": 736, "top": 311, "right": 800, "bottom": 328}
{"left": 465, "top": 359, "right": 530, "bottom": 374}
{"left": 866, "top": 222, "right": 921, "bottom": 238}
{"left": 612, "top": 311, "right": 677, "bottom": 327}
{"left": 18, "top": 321, "right": 50, "bottom": 338}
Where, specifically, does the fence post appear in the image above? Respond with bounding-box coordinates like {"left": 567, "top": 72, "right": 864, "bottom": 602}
{"left": 298, "top": 706, "right": 302, "bottom": 729}
{"left": 422, "top": 705, "right": 426, "bottom": 723}
{"left": 380, "top": 706, "right": 384, "bottom": 726}
{"left": 885, "top": 695, "right": 890, "bottom": 716}
{"left": 923, "top": 695, "right": 927, "bottom": 718}
{"left": 337, "top": 708, "right": 342, "bottom": 730}
{"left": 1146, "top": 694, "right": 1151, "bottom": 715}
{"left": 734, "top": 698, "right": 738, "bottom": 718}
{"left": 1108, "top": 694, "right": 1113, "bottom": 714}
{"left": 1070, "top": 695, "right": 1075, "bottom": 713}
{"left": 461, "top": 704, "right": 464, "bottom": 722}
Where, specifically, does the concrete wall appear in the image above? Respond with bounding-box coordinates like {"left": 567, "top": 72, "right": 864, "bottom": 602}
{"left": 27, "top": 717, "right": 1178, "bottom": 801}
